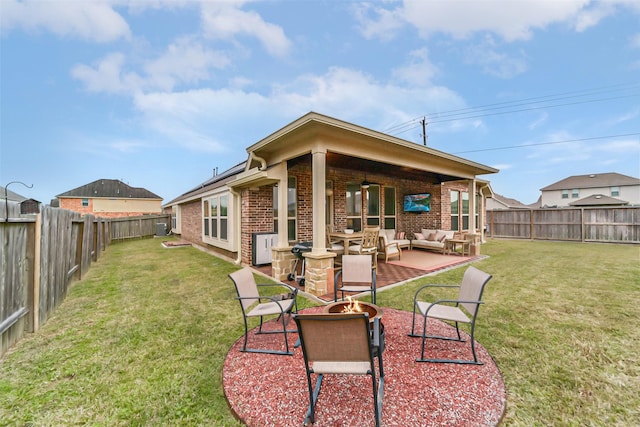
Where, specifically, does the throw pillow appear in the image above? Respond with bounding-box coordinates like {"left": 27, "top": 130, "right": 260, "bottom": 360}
{"left": 414, "top": 232, "right": 425, "bottom": 240}
{"left": 435, "top": 231, "right": 447, "bottom": 242}
{"left": 426, "top": 232, "right": 437, "bottom": 241}
{"left": 396, "top": 231, "right": 405, "bottom": 239}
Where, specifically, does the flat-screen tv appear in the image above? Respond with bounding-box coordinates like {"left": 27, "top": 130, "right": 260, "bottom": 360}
{"left": 404, "top": 193, "right": 431, "bottom": 212}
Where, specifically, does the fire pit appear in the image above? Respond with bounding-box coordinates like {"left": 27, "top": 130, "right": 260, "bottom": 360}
{"left": 323, "top": 300, "right": 383, "bottom": 324}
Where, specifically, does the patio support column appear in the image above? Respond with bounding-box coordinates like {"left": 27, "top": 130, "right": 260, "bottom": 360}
{"left": 468, "top": 179, "right": 481, "bottom": 255}
{"left": 302, "top": 148, "right": 336, "bottom": 297}
{"left": 271, "top": 162, "right": 296, "bottom": 282}
{"left": 468, "top": 179, "right": 477, "bottom": 232}
{"left": 311, "top": 148, "right": 328, "bottom": 254}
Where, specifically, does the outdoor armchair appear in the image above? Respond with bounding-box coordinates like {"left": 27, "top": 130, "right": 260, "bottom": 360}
{"left": 349, "top": 227, "right": 380, "bottom": 269}
{"left": 409, "top": 266, "right": 492, "bottom": 364}
{"left": 293, "top": 312, "right": 385, "bottom": 427}
{"left": 229, "top": 267, "right": 298, "bottom": 356}
{"left": 378, "top": 234, "right": 402, "bottom": 263}
{"left": 334, "top": 254, "right": 377, "bottom": 304}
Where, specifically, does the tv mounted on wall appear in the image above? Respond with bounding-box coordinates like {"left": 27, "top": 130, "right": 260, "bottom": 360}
{"left": 403, "top": 193, "right": 431, "bottom": 212}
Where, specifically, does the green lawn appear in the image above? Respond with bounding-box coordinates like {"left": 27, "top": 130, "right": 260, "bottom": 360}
{"left": 1, "top": 238, "right": 638, "bottom": 426}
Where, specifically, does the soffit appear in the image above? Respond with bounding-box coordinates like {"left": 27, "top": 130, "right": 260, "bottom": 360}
{"left": 249, "top": 112, "right": 497, "bottom": 179}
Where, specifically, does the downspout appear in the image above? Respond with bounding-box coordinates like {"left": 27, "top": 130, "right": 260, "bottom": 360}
{"left": 229, "top": 187, "right": 242, "bottom": 265}
{"left": 248, "top": 151, "right": 267, "bottom": 171}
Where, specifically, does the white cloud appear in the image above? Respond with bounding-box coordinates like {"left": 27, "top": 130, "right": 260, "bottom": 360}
{"left": 529, "top": 112, "right": 549, "bottom": 130}
{"left": 355, "top": 0, "right": 640, "bottom": 42}
{"left": 0, "top": 0, "right": 131, "bottom": 42}
{"left": 391, "top": 48, "right": 438, "bottom": 86}
{"left": 464, "top": 36, "right": 529, "bottom": 78}
{"left": 126, "top": 66, "right": 469, "bottom": 152}
{"left": 144, "top": 37, "right": 230, "bottom": 91}
{"left": 353, "top": 2, "right": 405, "bottom": 41}
{"left": 71, "top": 53, "right": 143, "bottom": 94}
{"left": 200, "top": 2, "right": 292, "bottom": 57}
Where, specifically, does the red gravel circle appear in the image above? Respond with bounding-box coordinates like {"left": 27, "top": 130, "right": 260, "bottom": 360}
{"left": 223, "top": 307, "right": 506, "bottom": 426}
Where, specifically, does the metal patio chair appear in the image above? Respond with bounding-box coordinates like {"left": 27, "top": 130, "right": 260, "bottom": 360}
{"left": 409, "top": 266, "right": 492, "bottom": 364}
{"left": 293, "top": 312, "right": 385, "bottom": 427}
{"left": 334, "top": 254, "right": 377, "bottom": 304}
{"left": 229, "top": 267, "right": 298, "bottom": 355}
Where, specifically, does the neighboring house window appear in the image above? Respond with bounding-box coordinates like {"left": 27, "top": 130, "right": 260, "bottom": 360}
{"left": 561, "top": 190, "right": 569, "bottom": 199}
{"left": 82, "top": 198, "right": 89, "bottom": 207}
{"left": 203, "top": 194, "right": 229, "bottom": 242}
{"left": 611, "top": 186, "right": 620, "bottom": 197}
{"left": 451, "top": 191, "right": 459, "bottom": 231}
{"left": 274, "top": 177, "right": 297, "bottom": 241}
{"left": 572, "top": 189, "right": 579, "bottom": 198}
{"left": 383, "top": 186, "right": 396, "bottom": 230}
{"left": 346, "top": 182, "right": 362, "bottom": 231}
{"left": 366, "top": 185, "right": 380, "bottom": 227}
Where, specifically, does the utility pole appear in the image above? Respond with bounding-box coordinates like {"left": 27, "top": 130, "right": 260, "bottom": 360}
{"left": 421, "top": 117, "right": 427, "bottom": 146}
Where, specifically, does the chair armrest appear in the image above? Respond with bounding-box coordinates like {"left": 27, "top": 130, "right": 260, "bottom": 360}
{"left": 413, "top": 284, "right": 459, "bottom": 304}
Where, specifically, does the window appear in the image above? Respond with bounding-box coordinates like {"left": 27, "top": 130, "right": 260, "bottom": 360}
{"left": 450, "top": 191, "right": 459, "bottom": 231}
{"left": 82, "top": 198, "right": 89, "bottom": 207}
{"left": 572, "top": 189, "right": 579, "bottom": 198}
{"left": 461, "top": 192, "right": 470, "bottom": 231}
{"left": 366, "top": 185, "right": 380, "bottom": 227}
{"left": 561, "top": 190, "right": 569, "bottom": 199}
{"left": 383, "top": 186, "right": 396, "bottom": 230}
{"left": 346, "top": 182, "right": 362, "bottom": 231}
{"left": 204, "top": 194, "right": 229, "bottom": 242}
{"left": 273, "top": 177, "right": 297, "bottom": 241}
{"left": 611, "top": 186, "right": 620, "bottom": 197}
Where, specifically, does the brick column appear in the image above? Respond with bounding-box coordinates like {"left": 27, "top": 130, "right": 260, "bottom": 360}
{"left": 302, "top": 251, "right": 336, "bottom": 296}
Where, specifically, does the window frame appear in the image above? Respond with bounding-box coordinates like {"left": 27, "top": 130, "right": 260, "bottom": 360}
{"left": 202, "top": 190, "right": 234, "bottom": 250}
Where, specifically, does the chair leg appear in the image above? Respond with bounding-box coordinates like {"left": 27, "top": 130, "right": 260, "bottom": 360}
{"left": 304, "top": 373, "right": 324, "bottom": 426}
{"left": 242, "top": 313, "right": 296, "bottom": 356}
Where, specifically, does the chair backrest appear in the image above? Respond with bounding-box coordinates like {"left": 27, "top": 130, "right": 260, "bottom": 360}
{"left": 229, "top": 267, "right": 260, "bottom": 311}
{"left": 341, "top": 255, "right": 373, "bottom": 283}
{"left": 294, "top": 313, "right": 372, "bottom": 363}
{"left": 360, "top": 227, "right": 380, "bottom": 251}
{"left": 458, "top": 266, "right": 492, "bottom": 316}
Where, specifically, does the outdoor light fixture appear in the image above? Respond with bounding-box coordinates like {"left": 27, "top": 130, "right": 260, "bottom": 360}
{"left": 361, "top": 175, "right": 371, "bottom": 189}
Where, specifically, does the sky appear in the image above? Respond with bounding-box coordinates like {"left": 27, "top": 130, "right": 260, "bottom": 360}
{"left": 1, "top": 0, "right": 639, "bottom": 206}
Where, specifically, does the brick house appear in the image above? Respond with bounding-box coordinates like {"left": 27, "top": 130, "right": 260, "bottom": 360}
{"left": 57, "top": 179, "right": 162, "bottom": 218}
{"left": 164, "top": 112, "right": 498, "bottom": 295}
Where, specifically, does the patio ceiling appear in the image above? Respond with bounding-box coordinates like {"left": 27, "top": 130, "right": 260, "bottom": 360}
{"left": 288, "top": 152, "right": 462, "bottom": 184}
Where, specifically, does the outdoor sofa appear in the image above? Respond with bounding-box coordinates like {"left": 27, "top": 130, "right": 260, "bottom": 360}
{"left": 410, "top": 229, "right": 455, "bottom": 254}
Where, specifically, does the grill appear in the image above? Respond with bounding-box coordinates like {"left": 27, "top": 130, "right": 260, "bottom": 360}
{"left": 287, "top": 241, "right": 312, "bottom": 286}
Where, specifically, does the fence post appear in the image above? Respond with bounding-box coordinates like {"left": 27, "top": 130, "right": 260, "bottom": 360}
{"left": 33, "top": 212, "right": 41, "bottom": 333}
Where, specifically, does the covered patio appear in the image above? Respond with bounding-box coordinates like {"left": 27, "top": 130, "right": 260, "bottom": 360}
{"left": 257, "top": 248, "right": 484, "bottom": 302}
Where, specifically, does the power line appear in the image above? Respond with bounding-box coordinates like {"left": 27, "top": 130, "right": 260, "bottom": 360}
{"left": 383, "top": 82, "right": 640, "bottom": 136}
{"left": 452, "top": 132, "right": 640, "bottom": 154}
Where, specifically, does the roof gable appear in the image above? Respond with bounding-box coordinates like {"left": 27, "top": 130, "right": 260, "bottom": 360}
{"left": 57, "top": 179, "right": 162, "bottom": 199}
{"left": 541, "top": 172, "right": 640, "bottom": 191}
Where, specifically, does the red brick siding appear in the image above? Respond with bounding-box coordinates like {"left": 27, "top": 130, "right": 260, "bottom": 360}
{"left": 58, "top": 197, "right": 152, "bottom": 218}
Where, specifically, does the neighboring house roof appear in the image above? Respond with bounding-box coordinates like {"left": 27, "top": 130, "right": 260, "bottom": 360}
{"left": 2, "top": 188, "right": 28, "bottom": 202}
{"left": 569, "top": 194, "right": 629, "bottom": 207}
{"left": 57, "top": 179, "right": 162, "bottom": 200}
{"left": 489, "top": 193, "right": 529, "bottom": 209}
{"left": 540, "top": 172, "right": 640, "bottom": 191}
{"left": 527, "top": 196, "right": 542, "bottom": 209}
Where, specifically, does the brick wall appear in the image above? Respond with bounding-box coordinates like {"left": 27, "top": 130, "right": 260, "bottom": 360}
{"left": 58, "top": 198, "right": 151, "bottom": 218}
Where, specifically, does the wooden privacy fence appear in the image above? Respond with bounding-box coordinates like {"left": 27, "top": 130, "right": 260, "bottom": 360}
{"left": 487, "top": 206, "right": 640, "bottom": 243}
{"left": 1, "top": 202, "right": 171, "bottom": 357}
